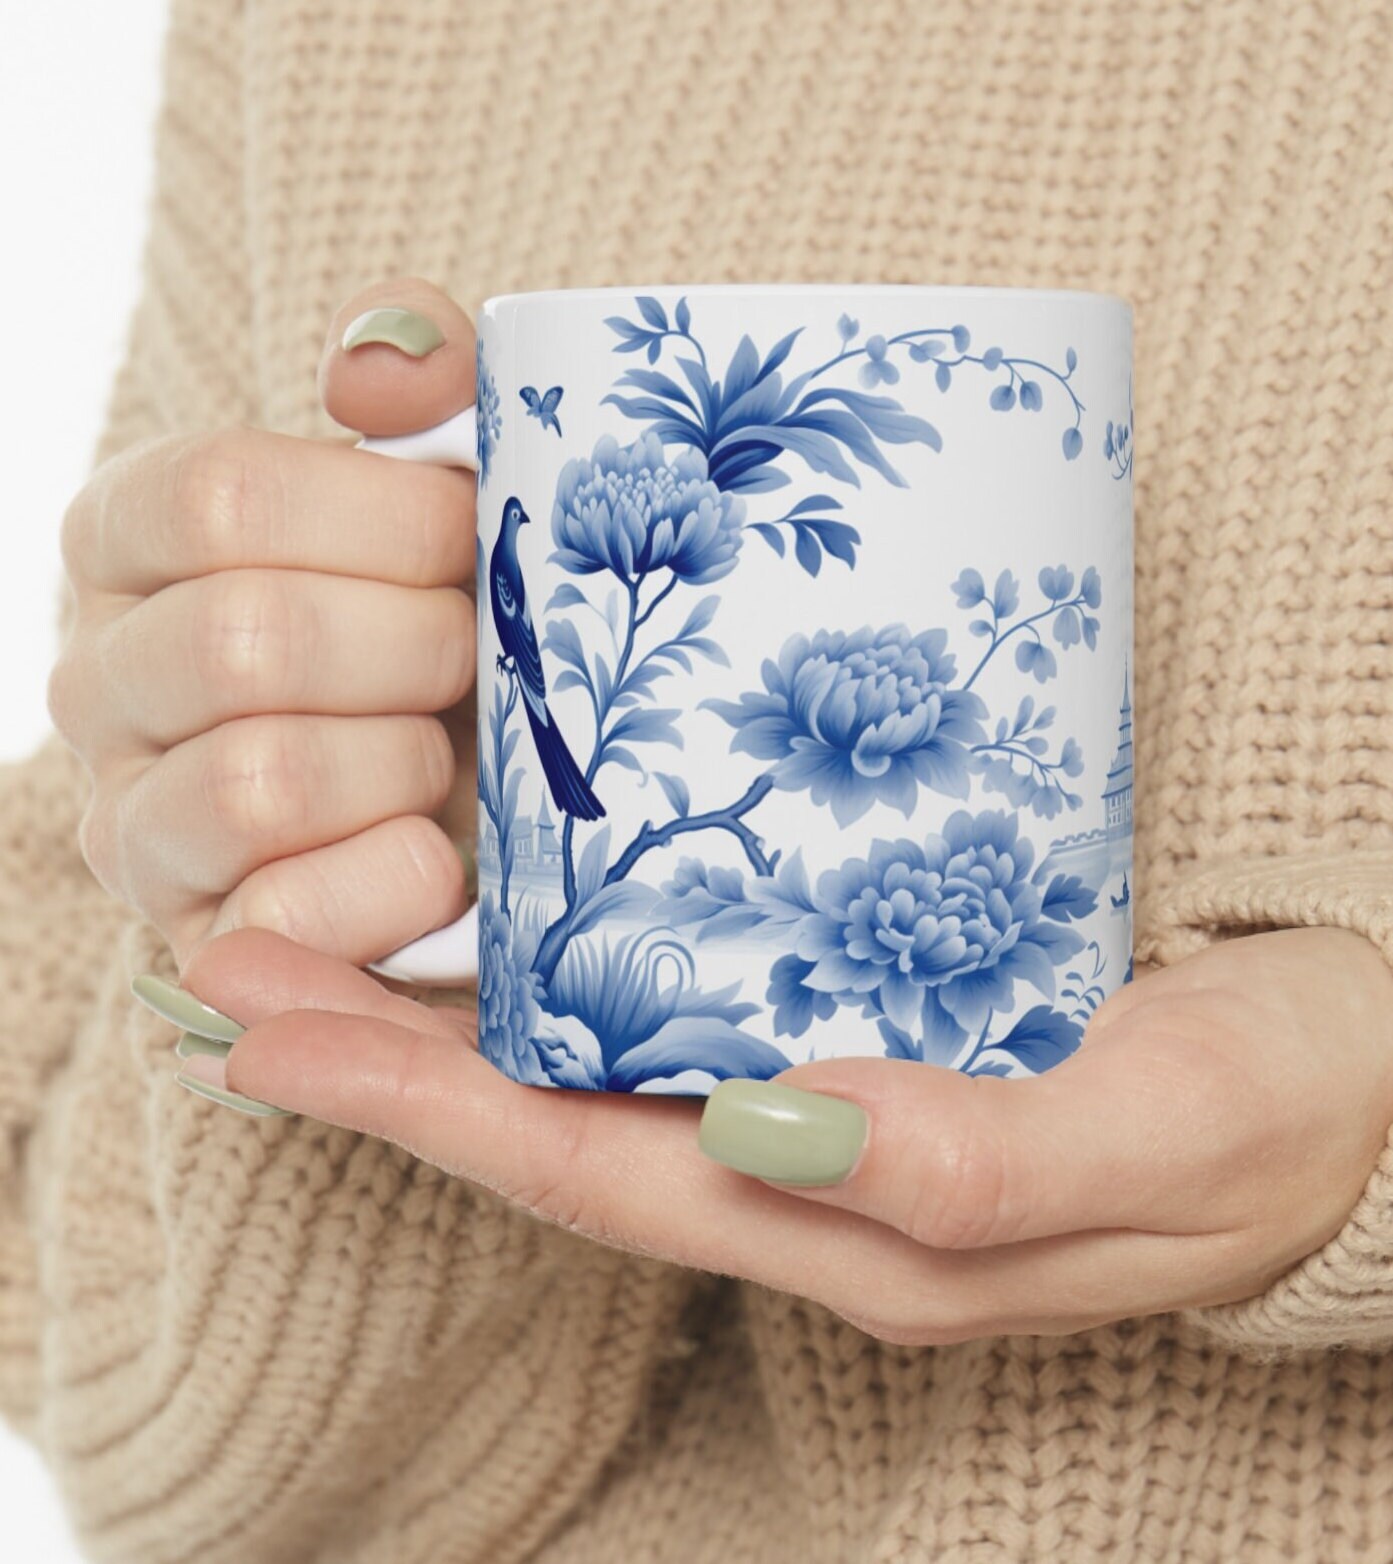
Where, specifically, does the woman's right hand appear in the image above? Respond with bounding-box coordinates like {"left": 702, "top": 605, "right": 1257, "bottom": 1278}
{"left": 48, "top": 279, "right": 481, "bottom": 969}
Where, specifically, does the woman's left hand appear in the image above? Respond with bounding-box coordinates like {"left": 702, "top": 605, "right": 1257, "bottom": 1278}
{"left": 163, "top": 924, "right": 1393, "bottom": 1345}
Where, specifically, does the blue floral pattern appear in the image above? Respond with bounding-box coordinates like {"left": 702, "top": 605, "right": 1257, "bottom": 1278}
{"left": 473, "top": 293, "right": 1125, "bottom": 1091}
{"left": 476, "top": 339, "right": 502, "bottom": 484}
{"left": 702, "top": 627, "right": 986, "bottom": 825}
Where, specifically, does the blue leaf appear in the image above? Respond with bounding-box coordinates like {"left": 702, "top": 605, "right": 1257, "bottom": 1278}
{"left": 545, "top": 582, "right": 588, "bottom": 612}
{"left": 990, "top": 384, "right": 1017, "bottom": 412}
{"left": 952, "top": 324, "right": 971, "bottom": 352}
{"left": 751, "top": 522, "right": 786, "bottom": 556}
{"left": 1080, "top": 565, "right": 1102, "bottom": 608}
{"left": 969, "top": 617, "right": 993, "bottom": 637}
{"left": 678, "top": 595, "right": 720, "bottom": 638}
{"left": 804, "top": 517, "right": 859, "bottom": 567}
{"left": 779, "top": 492, "right": 844, "bottom": 519}
{"left": 655, "top": 771, "right": 690, "bottom": 817}
{"left": 1015, "top": 640, "right": 1058, "bottom": 683}
{"left": 604, "top": 316, "right": 647, "bottom": 339}
{"left": 908, "top": 338, "right": 944, "bottom": 360}
{"left": 837, "top": 313, "right": 859, "bottom": 342}
{"left": 966, "top": 1057, "right": 1016, "bottom": 1078}
{"left": 1038, "top": 564, "right": 1075, "bottom": 602}
{"left": 992, "top": 569, "right": 1020, "bottom": 618}
{"left": 1041, "top": 872, "right": 1098, "bottom": 922}
{"left": 877, "top": 1016, "right": 921, "bottom": 1061}
{"left": 936, "top": 362, "right": 952, "bottom": 392}
{"left": 615, "top": 366, "right": 700, "bottom": 411}
{"left": 542, "top": 617, "right": 589, "bottom": 675}
{"left": 796, "top": 387, "right": 942, "bottom": 450}
{"left": 607, "top": 706, "right": 684, "bottom": 748}
{"left": 767, "top": 954, "right": 838, "bottom": 1039}
{"left": 636, "top": 295, "right": 668, "bottom": 331}
{"left": 675, "top": 296, "right": 691, "bottom": 334}
{"left": 981, "top": 346, "right": 1003, "bottom": 371}
{"left": 574, "top": 825, "right": 612, "bottom": 906}
{"left": 606, "top": 1019, "right": 792, "bottom": 1091}
{"left": 991, "top": 1005, "right": 1084, "bottom": 1073}
{"left": 1062, "top": 426, "right": 1084, "bottom": 460}
{"left": 1065, "top": 346, "right": 1078, "bottom": 373}
{"left": 646, "top": 339, "right": 662, "bottom": 364}
{"left": 952, "top": 567, "right": 986, "bottom": 608}
{"left": 1019, "top": 380, "right": 1043, "bottom": 411}
{"left": 1053, "top": 606, "right": 1082, "bottom": 647}
{"left": 602, "top": 745, "right": 646, "bottom": 776}
{"left": 793, "top": 524, "right": 822, "bottom": 577}
{"left": 564, "top": 880, "right": 659, "bottom": 940}
{"left": 758, "top": 328, "right": 802, "bottom": 383}
{"left": 1082, "top": 615, "right": 1100, "bottom": 650}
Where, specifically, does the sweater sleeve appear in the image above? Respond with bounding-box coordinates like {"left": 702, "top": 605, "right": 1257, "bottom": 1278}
{"left": 0, "top": 6, "right": 693, "bottom": 1560}
{"left": 1141, "top": 849, "right": 1393, "bottom": 1361}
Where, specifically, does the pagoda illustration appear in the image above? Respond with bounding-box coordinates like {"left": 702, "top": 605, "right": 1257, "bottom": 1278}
{"left": 1102, "top": 667, "right": 1133, "bottom": 848}
{"left": 1041, "top": 668, "right": 1135, "bottom": 898}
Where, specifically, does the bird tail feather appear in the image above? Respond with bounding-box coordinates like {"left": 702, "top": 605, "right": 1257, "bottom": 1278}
{"left": 525, "top": 704, "right": 605, "bottom": 821}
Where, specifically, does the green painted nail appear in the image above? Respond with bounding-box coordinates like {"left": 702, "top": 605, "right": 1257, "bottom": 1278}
{"left": 175, "top": 1032, "right": 232, "bottom": 1062}
{"left": 175, "top": 1070, "right": 289, "bottom": 1118}
{"left": 131, "top": 975, "right": 244, "bottom": 1043}
{"left": 698, "top": 1079, "right": 868, "bottom": 1187}
{"left": 341, "top": 306, "right": 445, "bottom": 357}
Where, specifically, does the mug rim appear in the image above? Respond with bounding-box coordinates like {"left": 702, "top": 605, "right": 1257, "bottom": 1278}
{"left": 481, "top": 282, "right": 1132, "bottom": 315}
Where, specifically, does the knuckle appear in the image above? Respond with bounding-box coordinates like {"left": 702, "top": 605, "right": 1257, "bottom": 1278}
{"left": 173, "top": 429, "right": 276, "bottom": 567}
{"left": 202, "top": 718, "right": 314, "bottom": 844}
{"left": 222, "top": 864, "right": 308, "bottom": 943}
{"left": 411, "top": 717, "right": 457, "bottom": 809}
{"left": 434, "top": 590, "right": 477, "bottom": 705}
{"left": 45, "top": 649, "right": 88, "bottom": 741}
{"left": 59, "top": 486, "right": 97, "bottom": 582}
{"left": 192, "top": 571, "right": 296, "bottom": 708}
{"left": 77, "top": 792, "right": 124, "bottom": 895}
{"left": 393, "top": 814, "right": 466, "bottom": 906}
{"left": 901, "top": 1107, "right": 1019, "bottom": 1251}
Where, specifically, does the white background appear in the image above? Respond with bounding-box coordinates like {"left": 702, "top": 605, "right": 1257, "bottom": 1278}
{"left": 0, "top": 4, "right": 169, "bottom": 1556}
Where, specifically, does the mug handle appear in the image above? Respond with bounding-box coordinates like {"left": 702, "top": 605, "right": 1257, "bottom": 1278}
{"left": 354, "top": 405, "right": 480, "bottom": 987}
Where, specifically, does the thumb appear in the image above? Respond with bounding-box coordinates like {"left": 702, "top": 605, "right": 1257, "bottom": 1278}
{"left": 319, "top": 275, "right": 476, "bottom": 438}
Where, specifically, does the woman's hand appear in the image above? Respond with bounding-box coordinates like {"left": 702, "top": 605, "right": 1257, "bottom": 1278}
{"left": 49, "top": 279, "right": 480, "bottom": 967}
{"left": 155, "top": 922, "right": 1393, "bottom": 1344}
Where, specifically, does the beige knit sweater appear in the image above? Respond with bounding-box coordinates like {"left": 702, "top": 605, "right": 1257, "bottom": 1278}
{"left": 4, "top": 1, "right": 1393, "bottom": 1559}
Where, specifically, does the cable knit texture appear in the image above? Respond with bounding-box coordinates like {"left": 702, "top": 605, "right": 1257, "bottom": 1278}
{"left": 3, "top": 0, "right": 1393, "bottom": 1559}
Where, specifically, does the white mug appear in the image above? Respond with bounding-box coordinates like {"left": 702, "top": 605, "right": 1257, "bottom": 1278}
{"left": 363, "top": 285, "right": 1133, "bottom": 1095}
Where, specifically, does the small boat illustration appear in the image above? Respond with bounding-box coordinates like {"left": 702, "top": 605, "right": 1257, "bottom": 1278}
{"left": 1110, "top": 872, "right": 1130, "bottom": 910}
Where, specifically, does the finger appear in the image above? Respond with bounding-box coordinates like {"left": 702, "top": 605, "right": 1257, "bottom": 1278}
{"left": 63, "top": 425, "right": 475, "bottom": 598}
{"left": 319, "top": 276, "right": 477, "bottom": 438}
{"left": 65, "top": 569, "right": 474, "bottom": 754}
{"left": 708, "top": 1002, "right": 1253, "bottom": 1249}
{"left": 181, "top": 926, "right": 461, "bottom": 1036}
{"left": 202, "top": 814, "right": 467, "bottom": 967}
{"left": 209, "top": 962, "right": 1233, "bottom": 1343}
{"left": 112, "top": 713, "right": 455, "bottom": 907}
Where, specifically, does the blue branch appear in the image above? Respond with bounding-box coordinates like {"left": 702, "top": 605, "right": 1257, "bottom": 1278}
{"left": 961, "top": 594, "right": 1090, "bottom": 692}
{"left": 534, "top": 773, "right": 777, "bottom": 984}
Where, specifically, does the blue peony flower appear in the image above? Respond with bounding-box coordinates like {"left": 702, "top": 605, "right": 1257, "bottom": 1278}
{"left": 551, "top": 431, "right": 746, "bottom": 584}
{"left": 703, "top": 625, "right": 988, "bottom": 825}
{"left": 859, "top": 333, "right": 900, "bottom": 388}
{"left": 476, "top": 341, "right": 502, "bottom": 485}
{"left": 792, "top": 810, "right": 1085, "bottom": 1045}
{"left": 476, "top": 893, "right": 547, "bottom": 1084}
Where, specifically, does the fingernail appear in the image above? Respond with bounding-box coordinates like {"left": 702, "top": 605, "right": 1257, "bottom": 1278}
{"left": 131, "top": 975, "right": 244, "bottom": 1043}
{"left": 175, "top": 1031, "right": 232, "bottom": 1062}
{"left": 341, "top": 307, "right": 445, "bottom": 358}
{"left": 698, "top": 1079, "right": 868, "bottom": 1187}
{"left": 174, "top": 1052, "right": 289, "bottom": 1119}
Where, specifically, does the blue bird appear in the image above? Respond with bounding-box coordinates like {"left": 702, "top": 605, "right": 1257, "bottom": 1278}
{"left": 490, "top": 497, "right": 604, "bottom": 821}
{"left": 519, "top": 384, "right": 564, "bottom": 436}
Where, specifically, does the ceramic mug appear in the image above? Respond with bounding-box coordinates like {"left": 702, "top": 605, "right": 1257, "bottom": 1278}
{"left": 362, "top": 285, "right": 1134, "bottom": 1095}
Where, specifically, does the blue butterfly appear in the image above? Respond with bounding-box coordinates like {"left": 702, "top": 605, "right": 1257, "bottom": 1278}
{"left": 519, "top": 384, "right": 564, "bottom": 436}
